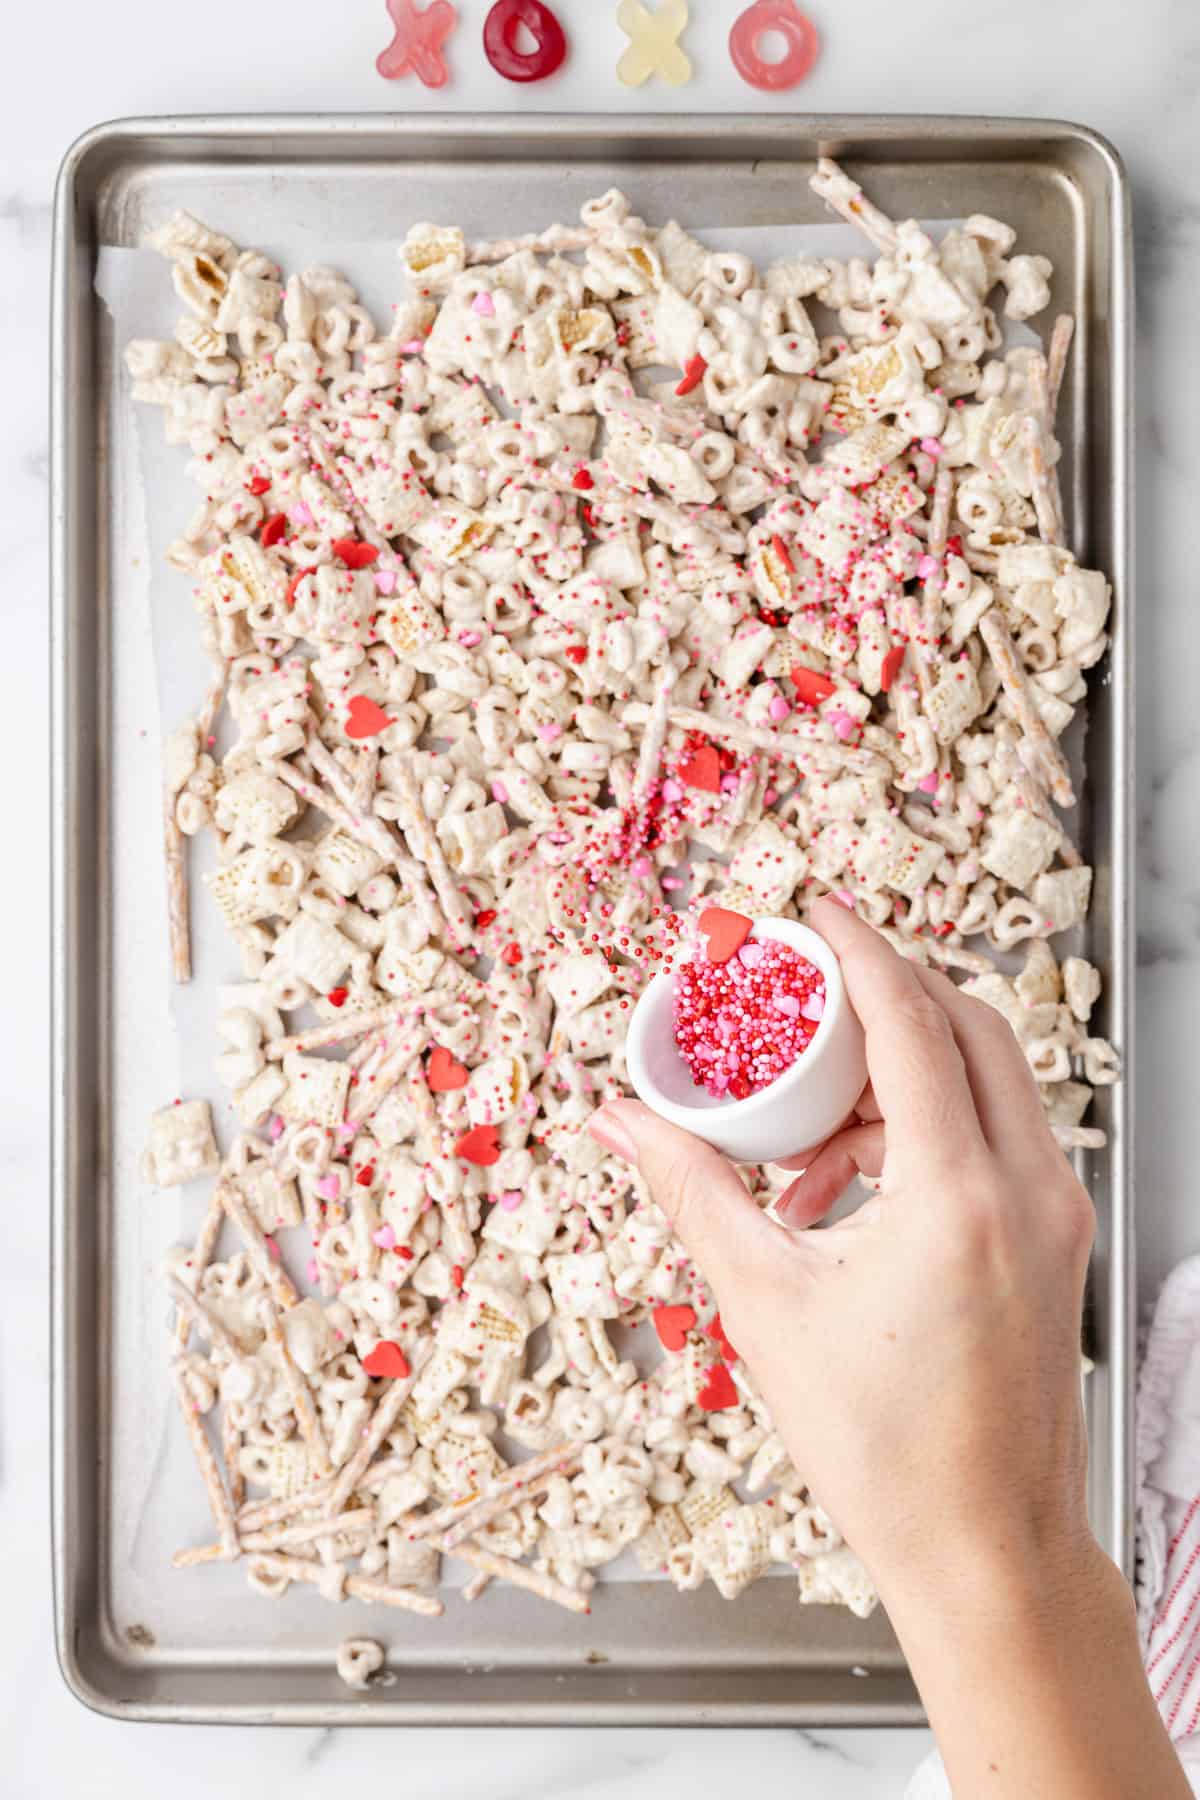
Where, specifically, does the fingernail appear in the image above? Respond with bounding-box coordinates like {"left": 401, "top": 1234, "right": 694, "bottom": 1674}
{"left": 588, "top": 1104, "right": 639, "bottom": 1165}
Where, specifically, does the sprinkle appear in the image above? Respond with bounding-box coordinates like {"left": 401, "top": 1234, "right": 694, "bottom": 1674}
{"left": 767, "top": 695, "right": 792, "bottom": 723}
{"left": 675, "top": 354, "right": 708, "bottom": 397}
{"left": 537, "top": 723, "right": 563, "bottom": 743}
{"left": 472, "top": 292, "right": 496, "bottom": 317}
{"left": 492, "top": 780, "right": 509, "bottom": 803}
{"left": 674, "top": 934, "right": 825, "bottom": 1098}
{"left": 661, "top": 778, "right": 684, "bottom": 804}
{"left": 917, "top": 553, "right": 940, "bottom": 580}
{"left": 267, "top": 1114, "right": 285, "bottom": 1142}
{"left": 316, "top": 1175, "right": 340, "bottom": 1201}
{"left": 289, "top": 502, "right": 314, "bottom": 527}
{"left": 374, "top": 569, "right": 397, "bottom": 595}
{"left": 372, "top": 1225, "right": 397, "bottom": 1250}
{"left": 919, "top": 772, "right": 939, "bottom": 794}
{"left": 498, "top": 1189, "right": 524, "bottom": 1212}
{"left": 919, "top": 437, "right": 944, "bottom": 458}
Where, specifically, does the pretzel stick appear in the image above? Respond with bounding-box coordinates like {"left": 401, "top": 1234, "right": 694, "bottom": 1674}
{"left": 352, "top": 746, "right": 378, "bottom": 814}
{"left": 267, "top": 1002, "right": 418, "bottom": 1060}
{"left": 978, "top": 610, "right": 1075, "bottom": 808}
{"left": 223, "top": 1406, "right": 245, "bottom": 1510}
{"left": 166, "top": 1275, "right": 243, "bottom": 1360}
{"left": 1023, "top": 412, "right": 1063, "bottom": 549}
{"left": 172, "top": 1186, "right": 227, "bottom": 1352}
{"left": 466, "top": 224, "right": 596, "bottom": 263}
{"left": 260, "top": 1300, "right": 332, "bottom": 1478}
{"left": 407, "top": 1441, "right": 586, "bottom": 1544}
{"left": 218, "top": 1179, "right": 300, "bottom": 1311}
{"left": 663, "top": 706, "right": 890, "bottom": 780}
{"left": 994, "top": 730, "right": 1081, "bottom": 866}
{"left": 346, "top": 1021, "right": 428, "bottom": 1126}
{"left": 173, "top": 1508, "right": 375, "bottom": 1570}
{"left": 238, "top": 1476, "right": 338, "bottom": 1532}
{"left": 630, "top": 667, "right": 676, "bottom": 811}
{"left": 1047, "top": 314, "right": 1075, "bottom": 420}
{"left": 163, "top": 796, "right": 191, "bottom": 985}
{"left": 462, "top": 1570, "right": 493, "bottom": 1603}
{"left": 810, "top": 157, "right": 899, "bottom": 253}
{"left": 922, "top": 464, "right": 954, "bottom": 643}
{"left": 440, "top": 1467, "right": 577, "bottom": 1552}
{"left": 324, "top": 1345, "right": 429, "bottom": 1516}
{"left": 389, "top": 762, "right": 474, "bottom": 951}
{"left": 243, "top": 1552, "right": 444, "bottom": 1617}
{"left": 426, "top": 1535, "right": 590, "bottom": 1615}
{"left": 172, "top": 1364, "right": 239, "bottom": 1559}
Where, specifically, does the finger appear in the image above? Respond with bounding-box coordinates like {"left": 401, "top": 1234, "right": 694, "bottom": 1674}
{"left": 773, "top": 1082, "right": 883, "bottom": 1173}
{"left": 907, "top": 961, "right": 1051, "bottom": 1153}
{"left": 809, "top": 896, "right": 984, "bottom": 1162}
{"left": 774, "top": 1123, "right": 886, "bottom": 1229}
{"left": 588, "top": 1099, "right": 782, "bottom": 1280}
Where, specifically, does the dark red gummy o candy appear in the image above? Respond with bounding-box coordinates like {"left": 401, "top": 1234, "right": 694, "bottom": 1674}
{"left": 483, "top": 0, "right": 567, "bottom": 82}
{"left": 729, "top": 0, "right": 819, "bottom": 92}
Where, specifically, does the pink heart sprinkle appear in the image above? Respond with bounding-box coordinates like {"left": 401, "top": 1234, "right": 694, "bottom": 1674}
{"left": 662, "top": 875, "right": 683, "bottom": 890}
{"left": 289, "top": 502, "right": 314, "bottom": 527}
{"left": 472, "top": 292, "right": 496, "bottom": 317}
{"left": 834, "top": 889, "right": 855, "bottom": 911}
{"left": 374, "top": 569, "right": 397, "bottom": 595}
{"left": 773, "top": 994, "right": 801, "bottom": 1018}
{"left": 917, "top": 553, "right": 940, "bottom": 580}
{"left": 831, "top": 711, "right": 858, "bottom": 742}
{"left": 459, "top": 629, "right": 481, "bottom": 647}
{"left": 801, "top": 994, "right": 825, "bottom": 1022}
{"left": 372, "top": 1225, "right": 397, "bottom": 1250}
{"left": 316, "top": 1175, "right": 340, "bottom": 1201}
{"left": 336, "top": 1123, "right": 357, "bottom": 1143}
{"left": 492, "top": 780, "right": 509, "bottom": 803}
{"left": 630, "top": 855, "right": 651, "bottom": 878}
{"left": 661, "top": 778, "right": 684, "bottom": 804}
{"left": 737, "top": 943, "right": 765, "bottom": 969}
{"left": 720, "top": 773, "right": 739, "bottom": 794}
{"left": 920, "top": 437, "right": 943, "bottom": 458}
{"left": 499, "top": 1189, "right": 524, "bottom": 1213}
{"left": 538, "top": 723, "right": 563, "bottom": 743}
{"left": 268, "top": 1114, "right": 285, "bottom": 1142}
{"left": 919, "top": 772, "right": 939, "bottom": 794}
{"left": 265, "top": 1236, "right": 281, "bottom": 1261}
{"left": 399, "top": 339, "right": 425, "bottom": 354}
{"left": 306, "top": 1259, "right": 320, "bottom": 1285}
{"left": 764, "top": 788, "right": 778, "bottom": 805}
{"left": 768, "top": 695, "right": 792, "bottom": 723}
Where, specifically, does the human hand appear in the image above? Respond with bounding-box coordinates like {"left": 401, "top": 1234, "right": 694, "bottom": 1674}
{"left": 588, "top": 895, "right": 1097, "bottom": 1615}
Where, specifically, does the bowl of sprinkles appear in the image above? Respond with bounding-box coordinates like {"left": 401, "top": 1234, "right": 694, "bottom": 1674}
{"left": 626, "top": 908, "right": 867, "bottom": 1165}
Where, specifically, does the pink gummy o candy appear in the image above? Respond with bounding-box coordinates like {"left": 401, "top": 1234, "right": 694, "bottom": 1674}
{"left": 729, "top": 0, "right": 819, "bottom": 92}
{"left": 483, "top": 0, "right": 567, "bottom": 82}
{"left": 376, "top": 0, "right": 458, "bottom": 89}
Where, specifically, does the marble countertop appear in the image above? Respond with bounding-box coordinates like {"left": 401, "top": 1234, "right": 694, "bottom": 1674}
{"left": 6, "top": 0, "right": 1195, "bottom": 1791}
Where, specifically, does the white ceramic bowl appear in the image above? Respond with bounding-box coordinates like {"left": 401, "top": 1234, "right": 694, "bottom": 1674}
{"left": 625, "top": 917, "right": 868, "bottom": 1165}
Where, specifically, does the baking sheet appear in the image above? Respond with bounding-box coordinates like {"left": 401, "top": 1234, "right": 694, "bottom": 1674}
{"left": 52, "top": 115, "right": 1133, "bottom": 1724}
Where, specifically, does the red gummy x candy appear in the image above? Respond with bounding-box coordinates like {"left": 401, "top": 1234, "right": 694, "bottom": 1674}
{"left": 376, "top": 0, "right": 457, "bottom": 88}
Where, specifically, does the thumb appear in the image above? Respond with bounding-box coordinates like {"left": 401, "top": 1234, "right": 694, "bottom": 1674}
{"left": 588, "top": 1099, "right": 780, "bottom": 1281}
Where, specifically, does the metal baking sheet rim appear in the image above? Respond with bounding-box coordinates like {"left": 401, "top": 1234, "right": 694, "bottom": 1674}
{"left": 50, "top": 113, "right": 1134, "bottom": 1726}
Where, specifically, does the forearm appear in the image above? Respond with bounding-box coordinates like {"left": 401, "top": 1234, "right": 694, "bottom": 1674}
{"left": 883, "top": 1540, "right": 1190, "bottom": 1800}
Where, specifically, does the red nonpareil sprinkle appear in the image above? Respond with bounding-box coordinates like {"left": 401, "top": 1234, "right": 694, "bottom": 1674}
{"left": 501, "top": 942, "right": 523, "bottom": 966}
{"left": 675, "top": 354, "right": 707, "bottom": 397}
{"left": 880, "top": 644, "right": 906, "bottom": 693}
{"left": 673, "top": 935, "right": 826, "bottom": 1099}
{"left": 456, "top": 1124, "right": 502, "bottom": 1166}
{"left": 771, "top": 533, "right": 794, "bottom": 574}
{"left": 572, "top": 468, "right": 594, "bottom": 491}
{"left": 946, "top": 534, "right": 963, "bottom": 559}
{"left": 327, "top": 986, "right": 349, "bottom": 1009}
{"left": 285, "top": 565, "right": 315, "bottom": 609}
{"left": 474, "top": 908, "right": 498, "bottom": 929}
{"left": 332, "top": 536, "right": 380, "bottom": 569}
{"left": 791, "top": 665, "right": 837, "bottom": 707}
{"left": 451, "top": 1264, "right": 465, "bottom": 1291}
{"left": 245, "top": 474, "right": 271, "bottom": 496}
{"left": 260, "top": 512, "right": 288, "bottom": 547}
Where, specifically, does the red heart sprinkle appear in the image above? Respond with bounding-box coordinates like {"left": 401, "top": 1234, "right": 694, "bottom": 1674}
{"left": 260, "top": 512, "right": 288, "bottom": 548}
{"left": 245, "top": 474, "right": 271, "bottom": 496}
{"left": 791, "top": 665, "right": 837, "bottom": 707}
{"left": 697, "top": 1363, "right": 738, "bottom": 1412}
{"left": 677, "top": 744, "right": 722, "bottom": 794}
{"left": 363, "top": 1340, "right": 411, "bottom": 1380}
{"left": 427, "top": 1046, "right": 469, "bottom": 1092}
{"left": 572, "top": 468, "right": 594, "bottom": 491}
{"left": 501, "top": 943, "right": 523, "bottom": 966}
{"left": 771, "top": 533, "right": 795, "bottom": 574}
{"left": 456, "top": 1124, "right": 501, "bottom": 1166}
{"left": 653, "top": 1304, "right": 697, "bottom": 1352}
{"left": 345, "top": 695, "right": 392, "bottom": 740}
{"left": 707, "top": 1314, "right": 739, "bottom": 1363}
{"left": 332, "top": 537, "right": 380, "bottom": 569}
{"left": 675, "top": 353, "right": 708, "bottom": 397}
{"left": 474, "top": 908, "right": 497, "bottom": 930}
{"left": 451, "top": 1264, "right": 465, "bottom": 1291}
{"left": 564, "top": 645, "right": 588, "bottom": 664}
{"left": 880, "top": 645, "right": 906, "bottom": 693}
{"left": 285, "top": 565, "right": 315, "bottom": 609}
{"left": 354, "top": 1163, "right": 376, "bottom": 1188}
{"left": 698, "top": 906, "right": 753, "bottom": 965}
{"left": 327, "top": 986, "right": 349, "bottom": 1009}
